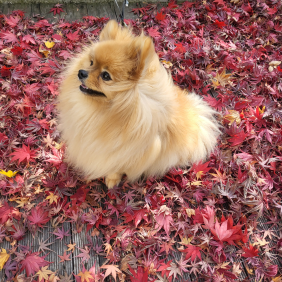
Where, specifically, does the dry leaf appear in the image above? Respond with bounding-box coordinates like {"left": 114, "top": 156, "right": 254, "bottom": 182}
{"left": 44, "top": 41, "right": 55, "bottom": 48}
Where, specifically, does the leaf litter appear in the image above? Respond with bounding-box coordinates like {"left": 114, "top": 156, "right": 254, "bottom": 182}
{"left": 0, "top": 0, "right": 282, "bottom": 281}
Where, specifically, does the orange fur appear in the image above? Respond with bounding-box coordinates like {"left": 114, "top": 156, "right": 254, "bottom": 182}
{"left": 58, "top": 20, "right": 221, "bottom": 188}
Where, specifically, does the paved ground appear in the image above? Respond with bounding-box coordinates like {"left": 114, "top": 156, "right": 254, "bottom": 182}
{"left": 0, "top": 1, "right": 162, "bottom": 21}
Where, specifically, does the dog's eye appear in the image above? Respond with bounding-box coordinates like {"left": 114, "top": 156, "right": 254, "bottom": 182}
{"left": 90, "top": 60, "right": 93, "bottom": 66}
{"left": 101, "top": 71, "right": 111, "bottom": 81}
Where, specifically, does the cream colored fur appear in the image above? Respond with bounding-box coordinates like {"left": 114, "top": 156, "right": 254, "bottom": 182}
{"left": 58, "top": 20, "right": 220, "bottom": 188}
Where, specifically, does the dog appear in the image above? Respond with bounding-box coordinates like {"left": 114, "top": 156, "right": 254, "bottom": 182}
{"left": 57, "top": 20, "right": 220, "bottom": 188}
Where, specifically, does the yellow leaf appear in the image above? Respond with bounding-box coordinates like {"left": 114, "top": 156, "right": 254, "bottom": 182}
{"left": 185, "top": 208, "right": 195, "bottom": 217}
{"left": 46, "top": 192, "right": 59, "bottom": 204}
{"left": 245, "top": 264, "right": 253, "bottom": 275}
{"left": 54, "top": 141, "right": 64, "bottom": 150}
{"left": 196, "top": 171, "right": 204, "bottom": 180}
{"left": 211, "top": 68, "right": 232, "bottom": 89}
{"left": 205, "top": 64, "right": 216, "bottom": 74}
{"left": 36, "top": 266, "right": 54, "bottom": 281}
{"left": 67, "top": 242, "right": 76, "bottom": 252}
{"left": 104, "top": 243, "right": 113, "bottom": 256}
{"left": 259, "top": 106, "right": 265, "bottom": 114}
{"left": 215, "top": 262, "right": 230, "bottom": 269}
{"left": 39, "top": 45, "right": 50, "bottom": 57}
{"left": 181, "top": 236, "right": 193, "bottom": 245}
{"left": 253, "top": 237, "right": 268, "bottom": 247}
{"left": 49, "top": 273, "right": 60, "bottom": 282}
{"left": 191, "top": 180, "right": 202, "bottom": 186}
{"left": 272, "top": 275, "right": 282, "bottom": 282}
{"left": 0, "top": 249, "right": 10, "bottom": 270}
{"left": 44, "top": 41, "right": 55, "bottom": 48}
{"left": 0, "top": 170, "right": 18, "bottom": 178}
{"left": 161, "top": 60, "right": 173, "bottom": 68}
{"left": 224, "top": 110, "right": 241, "bottom": 125}
{"left": 34, "top": 185, "right": 44, "bottom": 194}
{"left": 78, "top": 270, "right": 94, "bottom": 282}
{"left": 16, "top": 197, "right": 30, "bottom": 208}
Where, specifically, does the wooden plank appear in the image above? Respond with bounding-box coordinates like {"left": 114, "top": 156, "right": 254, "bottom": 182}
{"left": 71, "top": 222, "right": 103, "bottom": 275}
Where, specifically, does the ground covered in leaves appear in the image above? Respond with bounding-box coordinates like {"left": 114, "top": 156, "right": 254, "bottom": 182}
{"left": 1, "top": 0, "right": 282, "bottom": 281}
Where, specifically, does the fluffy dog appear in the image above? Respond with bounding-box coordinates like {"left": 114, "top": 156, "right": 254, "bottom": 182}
{"left": 58, "top": 20, "right": 220, "bottom": 188}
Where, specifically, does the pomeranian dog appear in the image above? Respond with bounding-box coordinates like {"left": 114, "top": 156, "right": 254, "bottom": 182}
{"left": 58, "top": 20, "right": 220, "bottom": 188}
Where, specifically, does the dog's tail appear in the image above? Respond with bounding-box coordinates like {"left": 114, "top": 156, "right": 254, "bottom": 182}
{"left": 188, "top": 93, "right": 221, "bottom": 163}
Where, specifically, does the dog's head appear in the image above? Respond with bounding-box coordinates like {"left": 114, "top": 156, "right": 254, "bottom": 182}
{"left": 77, "top": 20, "right": 156, "bottom": 100}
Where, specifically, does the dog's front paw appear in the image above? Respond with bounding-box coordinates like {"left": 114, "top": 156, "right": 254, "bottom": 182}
{"left": 105, "top": 173, "right": 122, "bottom": 189}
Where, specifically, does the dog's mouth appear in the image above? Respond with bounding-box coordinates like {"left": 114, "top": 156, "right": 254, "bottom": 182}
{"left": 79, "top": 84, "right": 106, "bottom": 97}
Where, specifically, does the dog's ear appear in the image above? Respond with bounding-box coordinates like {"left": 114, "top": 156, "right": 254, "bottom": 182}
{"left": 99, "top": 20, "right": 119, "bottom": 41}
{"left": 137, "top": 35, "right": 155, "bottom": 67}
{"left": 100, "top": 20, "right": 132, "bottom": 41}
{"left": 129, "top": 34, "right": 156, "bottom": 78}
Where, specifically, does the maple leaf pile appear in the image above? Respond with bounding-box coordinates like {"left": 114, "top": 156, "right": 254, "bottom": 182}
{"left": 0, "top": 1, "right": 282, "bottom": 281}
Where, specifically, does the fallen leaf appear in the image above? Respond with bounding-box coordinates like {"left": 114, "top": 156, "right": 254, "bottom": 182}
{"left": 44, "top": 41, "right": 55, "bottom": 48}
{"left": 0, "top": 170, "right": 18, "bottom": 178}
{"left": 0, "top": 248, "right": 9, "bottom": 270}
{"left": 100, "top": 264, "right": 121, "bottom": 282}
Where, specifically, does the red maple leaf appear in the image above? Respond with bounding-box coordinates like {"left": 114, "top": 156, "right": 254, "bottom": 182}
{"left": 157, "top": 260, "right": 173, "bottom": 278}
{"left": 66, "top": 30, "right": 79, "bottom": 41}
{"left": 59, "top": 50, "right": 72, "bottom": 60}
{"left": 1, "top": 66, "right": 12, "bottom": 77}
{"left": 242, "top": 2, "right": 253, "bottom": 14}
{"left": 168, "top": 1, "right": 178, "bottom": 9}
{"left": 214, "top": 0, "right": 226, "bottom": 6}
{"left": 11, "top": 46, "right": 23, "bottom": 56}
{"left": 203, "top": 95, "right": 224, "bottom": 111}
{"left": 0, "top": 202, "right": 21, "bottom": 224}
{"left": 134, "top": 209, "right": 149, "bottom": 227}
{"left": 75, "top": 246, "right": 90, "bottom": 263}
{"left": 147, "top": 27, "right": 161, "bottom": 38}
{"left": 202, "top": 206, "right": 215, "bottom": 230}
{"left": 70, "top": 186, "right": 89, "bottom": 206}
{"left": 214, "top": 20, "right": 226, "bottom": 29}
{"left": 20, "top": 252, "right": 50, "bottom": 276}
{"left": 211, "top": 219, "right": 234, "bottom": 242}
{"left": 10, "top": 144, "right": 38, "bottom": 164}
{"left": 155, "top": 206, "right": 173, "bottom": 235}
{"left": 0, "top": 132, "right": 8, "bottom": 143}
{"left": 228, "top": 130, "right": 248, "bottom": 146}
{"left": 174, "top": 43, "right": 186, "bottom": 53}
{"left": 4, "top": 15, "right": 20, "bottom": 27}
{"left": 40, "top": 60, "right": 61, "bottom": 75}
{"left": 180, "top": 245, "right": 202, "bottom": 262}
{"left": 46, "top": 147, "right": 63, "bottom": 168}
{"left": 242, "top": 244, "right": 259, "bottom": 258}
{"left": 27, "top": 206, "right": 50, "bottom": 227}
{"left": 53, "top": 226, "right": 70, "bottom": 241}
{"left": 52, "top": 34, "right": 62, "bottom": 41}
{"left": 267, "top": 7, "right": 277, "bottom": 15}
{"left": 50, "top": 4, "right": 64, "bottom": 16}
{"left": 226, "top": 122, "right": 248, "bottom": 146}
{"left": 22, "top": 34, "right": 36, "bottom": 45}
{"left": 264, "top": 265, "right": 278, "bottom": 278}
{"left": 0, "top": 31, "right": 18, "bottom": 43}
{"left": 128, "top": 265, "right": 149, "bottom": 282}
{"left": 156, "top": 12, "right": 166, "bottom": 21}
{"left": 192, "top": 207, "right": 204, "bottom": 224}
{"left": 193, "top": 190, "right": 205, "bottom": 202}
{"left": 191, "top": 160, "right": 211, "bottom": 179}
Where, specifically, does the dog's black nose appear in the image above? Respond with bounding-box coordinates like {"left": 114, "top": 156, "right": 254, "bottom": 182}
{"left": 78, "top": 70, "right": 88, "bottom": 80}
